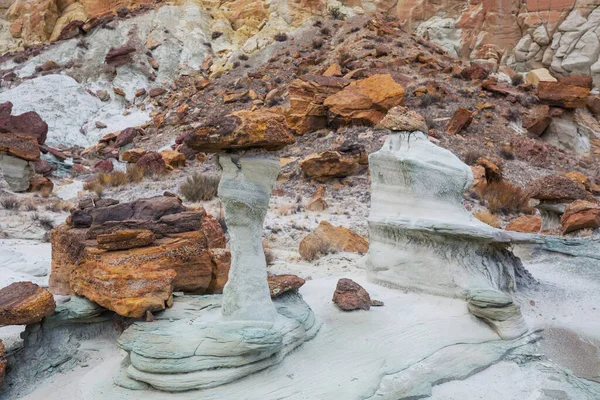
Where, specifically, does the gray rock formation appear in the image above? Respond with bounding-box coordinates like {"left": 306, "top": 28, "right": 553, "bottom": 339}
{"left": 116, "top": 153, "right": 319, "bottom": 392}
{"left": 0, "top": 153, "right": 34, "bottom": 192}
{"left": 466, "top": 289, "right": 529, "bottom": 340}
{"left": 366, "top": 131, "right": 536, "bottom": 299}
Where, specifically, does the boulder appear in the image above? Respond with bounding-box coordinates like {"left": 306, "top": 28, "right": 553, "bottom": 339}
{"left": 92, "top": 159, "right": 113, "bottom": 173}
{"left": 505, "top": 216, "right": 541, "bottom": 233}
{"left": 135, "top": 152, "right": 166, "bottom": 174}
{"left": 50, "top": 196, "right": 230, "bottom": 317}
{"left": 561, "top": 200, "right": 600, "bottom": 234}
{"left": 299, "top": 221, "right": 368, "bottom": 261}
{"left": 299, "top": 146, "right": 368, "bottom": 182}
{"left": 121, "top": 148, "right": 146, "bottom": 163}
{"left": 537, "top": 82, "right": 590, "bottom": 109}
{"left": 267, "top": 274, "right": 305, "bottom": 298}
{"left": 115, "top": 127, "right": 142, "bottom": 148}
{"left": 323, "top": 74, "right": 405, "bottom": 126}
{"left": 0, "top": 102, "right": 48, "bottom": 145}
{"left": 286, "top": 75, "right": 349, "bottom": 135}
{"left": 376, "top": 106, "right": 428, "bottom": 132}
{"left": 305, "top": 185, "right": 328, "bottom": 211}
{"left": 446, "top": 108, "right": 473, "bottom": 135}
{"left": 527, "top": 175, "right": 595, "bottom": 203}
{"left": 28, "top": 175, "right": 53, "bottom": 193}
{"left": 96, "top": 229, "right": 156, "bottom": 251}
{"left": 557, "top": 75, "right": 593, "bottom": 89}
{"left": 160, "top": 149, "right": 186, "bottom": 169}
{"left": 522, "top": 105, "right": 551, "bottom": 136}
{"left": 185, "top": 109, "right": 294, "bottom": 152}
{"left": 525, "top": 68, "right": 557, "bottom": 85}
{"left": 0, "top": 282, "right": 56, "bottom": 326}
{"left": 332, "top": 278, "right": 371, "bottom": 311}
{"left": 0, "top": 132, "right": 40, "bottom": 161}
{"left": 565, "top": 171, "right": 591, "bottom": 191}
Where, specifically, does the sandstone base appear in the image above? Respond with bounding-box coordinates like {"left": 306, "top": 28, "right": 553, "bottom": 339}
{"left": 116, "top": 293, "right": 320, "bottom": 392}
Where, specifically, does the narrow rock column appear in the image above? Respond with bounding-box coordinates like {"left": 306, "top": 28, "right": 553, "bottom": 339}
{"left": 218, "top": 153, "right": 279, "bottom": 321}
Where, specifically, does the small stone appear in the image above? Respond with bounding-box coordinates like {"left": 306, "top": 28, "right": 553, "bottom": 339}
{"left": 114, "top": 87, "right": 126, "bottom": 97}
{"left": 446, "top": 108, "right": 473, "bottom": 135}
{"left": 370, "top": 299, "right": 384, "bottom": 307}
{"left": 332, "top": 278, "right": 371, "bottom": 311}
{"left": 95, "top": 121, "right": 107, "bottom": 129}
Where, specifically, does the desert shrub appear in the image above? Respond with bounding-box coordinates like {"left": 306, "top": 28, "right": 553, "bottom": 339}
{"left": 320, "top": 27, "right": 331, "bottom": 36}
{"left": 0, "top": 197, "right": 19, "bottom": 210}
{"left": 418, "top": 94, "right": 442, "bottom": 108}
{"left": 328, "top": 6, "right": 345, "bottom": 20}
{"left": 511, "top": 74, "right": 524, "bottom": 86}
{"left": 476, "top": 181, "right": 531, "bottom": 215}
{"left": 301, "top": 239, "right": 335, "bottom": 261}
{"left": 506, "top": 108, "right": 521, "bottom": 122}
{"left": 463, "top": 149, "right": 484, "bottom": 166}
{"left": 84, "top": 165, "right": 146, "bottom": 194}
{"left": 24, "top": 202, "right": 38, "bottom": 211}
{"left": 238, "top": 53, "right": 249, "bottom": 61}
{"left": 498, "top": 146, "right": 515, "bottom": 160}
{"left": 274, "top": 33, "right": 288, "bottom": 42}
{"left": 263, "top": 240, "right": 275, "bottom": 265}
{"left": 32, "top": 213, "right": 55, "bottom": 230}
{"left": 474, "top": 210, "right": 500, "bottom": 228}
{"left": 45, "top": 200, "right": 72, "bottom": 213}
{"left": 179, "top": 172, "right": 221, "bottom": 202}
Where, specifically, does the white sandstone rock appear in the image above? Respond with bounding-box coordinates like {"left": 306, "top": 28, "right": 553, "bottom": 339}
{"left": 0, "top": 153, "right": 34, "bottom": 192}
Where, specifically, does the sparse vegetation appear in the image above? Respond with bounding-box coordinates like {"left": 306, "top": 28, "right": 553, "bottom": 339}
{"left": 463, "top": 149, "right": 485, "bottom": 166}
{"left": 475, "top": 181, "right": 532, "bottom": 215}
{"left": 474, "top": 210, "right": 500, "bottom": 228}
{"left": 418, "top": 94, "right": 442, "bottom": 108}
{"left": 328, "top": 6, "right": 345, "bottom": 20}
{"left": 511, "top": 74, "right": 524, "bottom": 86}
{"left": 45, "top": 199, "right": 72, "bottom": 213}
{"left": 83, "top": 166, "right": 146, "bottom": 194}
{"left": 179, "top": 172, "right": 221, "bottom": 202}
{"left": 274, "top": 32, "right": 288, "bottom": 42}
{"left": 506, "top": 108, "right": 521, "bottom": 122}
{"left": 32, "top": 213, "right": 55, "bottom": 230}
{"left": 0, "top": 197, "right": 20, "bottom": 210}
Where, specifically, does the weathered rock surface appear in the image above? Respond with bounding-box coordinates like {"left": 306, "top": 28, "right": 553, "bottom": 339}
{"left": 268, "top": 274, "right": 305, "bottom": 298}
{"left": 523, "top": 105, "right": 552, "bottom": 136}
{"left": 299, "top": 146, "right": 368, "bottom": 182}
{"left": 505, "top": 216, "right": 542, "bottom": 233}
{"left": 376, "top": 106, "right": 428, "bottom": 132}
{"left": 0, "top": 282, "right": 55, "bottom": 326}
{"left": 323, "top": 74, "right": 404, "bottom": 126}
{"left": 135, "top": 151, "right": 165, "bottom": 174}
{"left": 299, "top": 221, "right": 368, "bottom": 261}
{"left": 49, "top": 195, "right": 229, "bottom": 318}
{"left": 561, "top": 200, "right": 600, "bottom": 234}
{"left": 537, "top": 82, "right": 590, "bottom": 108}
{"left": 446, "top": 108, "right": 473, "bottom": 135}
{"left": 286, "top": 75, "right": 349, "bottom": 135}
{"left": 121, "top": 148, "right": 146, "bottom": 163}
{"left": 467, "top": 289, "right": 528, "bottom": 340}
{"left": 160, "top": 149, "right": 185, "bottom": 169}
{"left": 0, "top": 133, "right": 40, "bottom": 161}
{"left": 527, "top": 175, "right": 595, "bottom": 203}
{"left": 366, "top": 132, "right": 536, "bottom": 297}
{"left": 185, "top": 109, "right": 294, "bottom": 152}
{"left": 0, "top": 102, "right": 48, "bottom": 145}
{"left": 332, "top": 278, "right": 371, "bottom": 311}
{"left": 305, "top": 185, "right": 328, "bottom": 212}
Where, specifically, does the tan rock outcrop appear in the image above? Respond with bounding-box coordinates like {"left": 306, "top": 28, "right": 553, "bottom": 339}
{"left": 160, "top": 149, "right": 186, "bottom": 169}
{"left": 537, "top": 82, "right": 590, "bottom": 108}
{"left": 505, "top": 216, "right": 542, "bottom": 233}
{"left": 0, "top": 282, "right": 56, "bottom": 326}
{"left": 299, "top": 146, "right": 368, "bottom": 182}
{"left": 561, "top": 200, "right": 600, "bottom": 234}
{"left": 446, "top": 108, "right": 473, "bottom": 135}
{"left": 96, "top": 229, "right": 156, "bottom": 251}
{"left": 299, "top": 221, "right": 368, "bottom": 261}
{"left": 376, "top": 106, "right": 428, "bottom": 132}
{"left": 185, "top": 109, "right": 294, "bottom": 152}
{"left": 323, "top": 74, "right": 405, "bottom": 126}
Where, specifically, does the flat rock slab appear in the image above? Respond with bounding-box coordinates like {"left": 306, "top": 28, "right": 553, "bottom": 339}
{"left": 0, "top": 282, "right": 55, "bottom": 326}
{"left": 67, "top": 277, "right": 536, "bottom": 399}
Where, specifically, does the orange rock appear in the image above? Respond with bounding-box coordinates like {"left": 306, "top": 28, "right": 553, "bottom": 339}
{"left": 475, "top": 157, "right": 502, "bottom": 182}
{"left": 70, "top": 232, "right": 229, "bottom": 318}
{"left": 97, "top": 229, "right": 156, "bottom": 251}
{"left": 537, "top": 82, "right": 590, "bottom": 109}
{"left": 557, "top": 75, "right": 593, "bottom": 89}
{"left": 306, "top": 185, "right": 328, "bottom": 211}
{"left": 113, "top": 87, "right": 126, "bottom": 97}
{"left": 0, "top": 282, "right": 56, "bottom": 326}
{"left": 565, "top": 171, "right": 591, "bottom": 191}
{"left": 323, "top": 74, "right": 405, "bottom": 126}
{"left": 0, "top": 133, "right": 40, "bottom": 161}
{"left": 186, "top": 109, "right": 294, "bottom": 152}
{"left": 299, "top": 221, "right": 368, "bottom": 261}
{"left": 446, "top": 108, "right": 473, "bottom": 135}
{"left": 160, "top": 149, "right": 186, "bottom": 169}
{"left": 267, "top": 274, "right": 305, "bottom": 298}
{"left": 523, "top": 105, "right": 551, "bottom": 136}
{"left": 505, "top": 216, "right": 542, "bottom": 233}
{"left": 323, "top": 63, "right": 342, "bottom": 77}
{"left": 300, "top": 148, "right": 368, "bottom": 182}
{"left": 471, "top": 165, "right": 487, "bottom": 190}
{"left": 561, "top": 200, "right": 600, "bottom": 234}
{"left": 121, "top": 148, "right": 146, "bottom": 163}
{"left": 28, "top": 175, "right": 53, "bottom": 193}
{"left": 376, "top": 106, "right": 427, "bottom": 132}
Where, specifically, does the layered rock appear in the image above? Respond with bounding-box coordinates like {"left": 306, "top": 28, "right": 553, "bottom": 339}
{"left": 537, "top": 82, "right": 590, "bottom": 108}
{"left": 299, "top": 221, "right": 368, "bottom": 261}
{"left": 561, "top": 200, "right": 600, "bottom": 233}
{"left": 185, "top": 109, "right": 294, "bottom": 152}
{"left": 0, "top": 132, "right": 40, "bottom": 192}
{"left": 267, "top": 274, "right": 305, "bottom": 298}
{"left": 467, "top": 289, "right": 528, "bottom": 340}
{"left": 49, "top": 195, "right": 229, "bottom": 318}
{"left": 366, "top": 131, "right": 536, "bottom": 298}
{"left": 0, "top": 282, "right": 55, "bottom": 326}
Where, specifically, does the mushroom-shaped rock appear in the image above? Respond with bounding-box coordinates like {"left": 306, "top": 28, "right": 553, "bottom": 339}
{"left": 376, "top": 106, "right": 428, "bottom": 132}
{"left": 0, "top": 282, "right": 56, "bottom": 326}
{"left": 268, "top": 274, "right": 305, "bottom": 298}
{"left": 185, "top": 109, "right": 294, "bottom": 152}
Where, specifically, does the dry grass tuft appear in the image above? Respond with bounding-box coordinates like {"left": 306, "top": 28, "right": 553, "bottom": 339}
{"left": 45, "top": 199, "right": 72, "bottom": 213}
{"left": 0, "top": 197, "right": 20, "bottom": 210}
{"left": 179, "top": 172, "right": 220, "bottom": 202}
{"left": 84, "top": 165, "right": 146, "bottom": 195}
{"left": 475, "top": 181, "right": 532, "bottom": 215}
{"left": 474, "top": 210, "right": 500, "bottom": 228}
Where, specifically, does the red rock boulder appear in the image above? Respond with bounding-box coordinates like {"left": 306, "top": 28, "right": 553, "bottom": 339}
{"left": 332, "top": 278, "right": 371, "bottom": 311}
